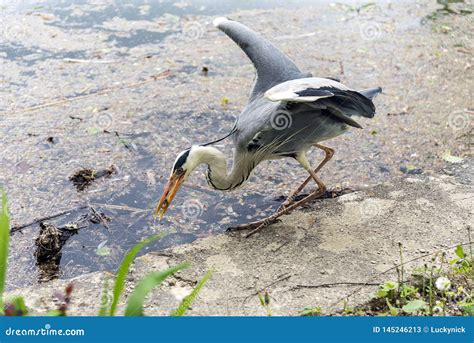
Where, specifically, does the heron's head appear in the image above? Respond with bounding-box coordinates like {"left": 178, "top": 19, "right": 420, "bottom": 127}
{"left": 155, "top": 146, "right": 201, "bottom": 219}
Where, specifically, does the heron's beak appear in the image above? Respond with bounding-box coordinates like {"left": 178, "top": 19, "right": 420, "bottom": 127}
{"left": 155, "top": 173, "right": 185, "bottom": 220}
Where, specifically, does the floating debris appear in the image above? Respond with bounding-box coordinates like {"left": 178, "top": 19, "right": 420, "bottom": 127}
{"left": 34, "top": 222, "right": 78, "bottom": 282}
{"left": 96, "top": 240, "right": 112, "bottom": 256}
{"left": 89, "top": 209, "right": 111, "bottom": 225}
{"left": 70, "top": 165, "right": 117, "bottom": 191}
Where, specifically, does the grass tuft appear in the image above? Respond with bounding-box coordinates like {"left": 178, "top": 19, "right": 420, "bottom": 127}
{"left": 108, "top": 233, "right": 166, "bottom": 316}
{"left": 0, "top": 191, "right": 10, "bottom": 315}
{"left": 0, "top": 193, "right": 211, "bottom": 316}
{"left": 171, "top": 269, "right": 214, "bottom": 316}
{"left": 347, "top": 242, "right": 472, "bottom": 316}
{"left": 125, "top": 262, "right": 190, "bottom": 316}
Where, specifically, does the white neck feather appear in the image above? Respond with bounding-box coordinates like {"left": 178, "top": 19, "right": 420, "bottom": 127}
{"left": 189, "top": 146, "right": 254, "bottom": 191}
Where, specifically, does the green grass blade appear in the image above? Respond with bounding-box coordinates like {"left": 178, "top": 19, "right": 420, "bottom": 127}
{"left": 12, "top": 296, "right": 28, "bottom": 316}
{"left": 0, "top": 191, "right": 10, "bottom": 315}
{"left": 124, "top": 262, "right": 190, "bottom": 316}
{"left": 109, "top": 233, "right": 166, "bottom": 316}
{"left": 171, "top": 269, "right": 214, "bottom": 316}
{"left": 46, "top": 310, "right": 64, "bottom": 316}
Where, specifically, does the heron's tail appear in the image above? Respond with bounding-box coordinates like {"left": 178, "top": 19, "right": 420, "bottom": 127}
{"left": 359, "top": 87, "right": 382, "bottom": 100}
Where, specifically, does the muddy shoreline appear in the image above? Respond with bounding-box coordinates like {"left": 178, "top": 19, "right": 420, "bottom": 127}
{"left": 6, "top": 162, "right": 473, "bottom": 315}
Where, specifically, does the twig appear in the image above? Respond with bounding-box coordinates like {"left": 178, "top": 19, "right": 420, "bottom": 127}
{"left": 89, "top": 203, "right": 147, "bottom": 214}
{"left": 291, "top": 282, "right": 380, "bottom": 291}
{"left": 63, "top": 58, "right": 118, "bottom": 64}
{"left": 5, "top": 70, "right": 171, "bottom": 115}
{"left": 312, "top": 56, "right": 340, "bottom": 64}
{"left": 468, "top": 226, "right": 472, "bottom": 263}
{"left": 251, "top": 273, "right": 293, "bottom": 296}
{"left": 271, "top": 241, "right": 289, "bottom": 253}
{"left": 240, "top": 274, "right": 293, "bottom": 313}
{"left": 10, "top": 205, "right": 88, "bottom": 234}
{"left": 89, "top": 206, "right": 111, "bottom": 231}
{"left": 149, "top": 252, "right": 175, "bottom": 258}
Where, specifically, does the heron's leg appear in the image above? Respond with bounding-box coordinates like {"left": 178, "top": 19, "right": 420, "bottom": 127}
{"left": 227, "top": 166, "right": 327, "bottom": 234}
{"left": 278, "top": 144, "right": 334, "bottom": 211}
{"left": 244, "top": 170, "right": 326, "bottom": 237}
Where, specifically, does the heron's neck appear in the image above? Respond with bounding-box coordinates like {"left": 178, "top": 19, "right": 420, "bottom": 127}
{"left": 191, "top": 146, "right": 254, "bottom": 191}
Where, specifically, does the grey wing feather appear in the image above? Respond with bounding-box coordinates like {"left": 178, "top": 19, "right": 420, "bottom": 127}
{"left": 317, "top": 89, "right": 376, "bottom": 119}
{"left": 264, "top": 77, "right": 348, "bottom": 101}
{"left": 265, "top": 78, "right": 378, "bottom": 128}
{"left": 323, "top": 106, "right": 363, "bottom": 129}
{"left": 359, "top": 87, "right": 382, "bottom": 100}
{"left": 213, "top": 17, "right": 305, "bottom": 100}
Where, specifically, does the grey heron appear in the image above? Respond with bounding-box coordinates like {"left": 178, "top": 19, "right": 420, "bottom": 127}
{"left": 156, "top": 17, "right": 381, "bottom": 237}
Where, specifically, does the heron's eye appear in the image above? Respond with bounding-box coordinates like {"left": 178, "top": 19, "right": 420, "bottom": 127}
{"left": 175, "top": 167, "right": 184, "bottom": 175}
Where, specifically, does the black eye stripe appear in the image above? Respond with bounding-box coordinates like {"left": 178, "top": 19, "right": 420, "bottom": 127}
{"left": 173, "top": 150, "right": 190, "bottom": 171}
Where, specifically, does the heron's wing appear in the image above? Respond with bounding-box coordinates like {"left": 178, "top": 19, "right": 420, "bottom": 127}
{"left": 265, "top": 77, "right": 379, "bottom": 128}
{"left": 265, "top": 77, "right": 349, "bottom": 101}
{"left": 359, "top": 87, "right": 382, "bottom": 100}
{"left": 213, "top": 17, "right": 305, "bottom": 100}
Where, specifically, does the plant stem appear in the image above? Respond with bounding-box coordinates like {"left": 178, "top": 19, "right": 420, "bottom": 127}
{"left": 422, "top": 264, "right": 427, "bottom": 300}
{"left": 468, "top": 225, "right": 473, "bottom": 263}
{"left": 398, "top": 242, "right": 405, "bottom": 298}
{"left": 440, "top": 252, "right": 446, "bottom": 273}
{"left": 429, "top": 260, "right": 435, "bottom": 316}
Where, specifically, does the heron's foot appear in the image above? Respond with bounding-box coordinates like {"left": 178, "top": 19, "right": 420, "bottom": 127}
{"left": 226, "top": 222, "right": 261, "bottom": 232}
{"left": 277, "top": 192, "right": 318, "bottom": 212}
{"left": 276, "top": 200, "right": 292, "bottom": 212}
{"left": 226, "top": 218, "right": 280, "bottom": 233}
{"left": 277, "top": 201, "right": 298, "bottom": 212}
{"left": 277, "top": 195, "right": 300, "bottom": 212}
{"left": 245, "top": 223, "right": 269, "bottom": 238}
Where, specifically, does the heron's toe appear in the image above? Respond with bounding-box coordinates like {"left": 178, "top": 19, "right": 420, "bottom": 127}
{"left": 226, "top": 222, "right": 261, "bottom": 232}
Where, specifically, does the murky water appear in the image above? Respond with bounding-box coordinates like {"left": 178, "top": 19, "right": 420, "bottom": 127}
{"left": 0, "top": 0, "right": 314, "bottom": 288}
{"left": 1, "top": 0, "right": 472, "bottom": 289}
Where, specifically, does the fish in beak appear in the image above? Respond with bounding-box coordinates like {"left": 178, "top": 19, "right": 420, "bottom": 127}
{"left": 155, "top": 172, "right": 185, "bottom": 219}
